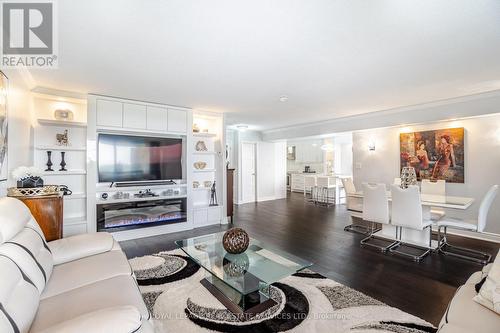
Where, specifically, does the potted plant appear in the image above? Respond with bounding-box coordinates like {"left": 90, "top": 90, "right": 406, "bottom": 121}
{"left": 12, "top": 166, "right": 44, "bottom": 188}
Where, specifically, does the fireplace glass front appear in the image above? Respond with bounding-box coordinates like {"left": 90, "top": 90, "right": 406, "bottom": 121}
{"left": 97, "top": 198, "right": 187, "bottom": 232}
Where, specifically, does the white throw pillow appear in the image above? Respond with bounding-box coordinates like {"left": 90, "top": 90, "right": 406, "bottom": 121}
{"left": 474, "top": 253, "right": 500, "bottom": 313}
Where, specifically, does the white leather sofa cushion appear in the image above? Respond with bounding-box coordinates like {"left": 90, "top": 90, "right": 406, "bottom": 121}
{"left": 34, "top": 306, "right": 142, "bottom": 333}
{"left": 31, "top": 275, "right": 149, "bottom": 332}
{"left": 48, "top": 233, "right": 115, "bottom": 265}
{"left": 442, "top": 282, "right": 500, "bottom": 333}
{"left": 42, "top": 249, "right": 133, "bottom": 299}
{"left": 0, "top": 228, "right": 54, "bottom": 294}
{"left": 0, "top": 197, "right": 33, "bottom": 244}
{"left": 0, "top": 256, "right": 40, "bottom": 333}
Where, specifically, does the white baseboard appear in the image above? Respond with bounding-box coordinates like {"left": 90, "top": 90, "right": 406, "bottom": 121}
{"left": 257, "top": 196, "right": 276, "bottom": 202}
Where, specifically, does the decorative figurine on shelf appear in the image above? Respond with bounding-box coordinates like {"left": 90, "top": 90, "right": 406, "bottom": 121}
{"left": 209, "top": 181, "right": 218, "bottom": 206}
{"left": 222, "top": 228, "right": 249, "bottom": 254}
{"left": 400, "top": 166, "right": 417, "bottom": 189}
{"left": 59, "top": 152, "right": 67, "bottom": 171}
{"left": 45, "top": 151, "right": 53, "bottom": 171}
{"left": 12, "top": 166, "right": 43, "bottom": 188}
{"left": 56, "top": 129, "right": 69, "bottom": 146}
{"left": 193, "top": 123, "right": 200, "bottom": 133}
{"left": 195, "top": 141, "right": 207, "bottom": 151}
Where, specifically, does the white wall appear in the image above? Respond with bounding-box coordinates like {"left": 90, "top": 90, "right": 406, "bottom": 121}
{"left": 353, "top": 115, "right": 500, "bottom": 235}
{"left": 228, "top": 129, "right": 287, "bottom": 204}
{"left": 0, "top": 70, "right": 34, "bottom": 196}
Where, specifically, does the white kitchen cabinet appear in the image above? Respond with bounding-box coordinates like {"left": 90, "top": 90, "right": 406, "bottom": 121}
{"left": 96, "top": 100, "right": 122, "bottom": 127}
{"left": 291, "top": 174, "right": 305, "bottom": 192}
{"left": 295, "top": 142, "right": 323, "bottom": 163}
{"left": 193, "top": 209, "right": 208, "bottom": 226}
{"left": 123, "top": 103, "right": 147, "bottom": 129}
{"left": 167, "top": 109, "right": 187, "bottom": 133}
{"left": 207, "top": 206, "right": 221, "bottom": 222}
{"left": 146, "top": 106, "right": 168, "bottom": 132}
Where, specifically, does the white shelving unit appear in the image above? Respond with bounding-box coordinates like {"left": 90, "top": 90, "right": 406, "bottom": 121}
{"left": 33, "top": 94, "right": 88, "bottom": 238}
{"left": 191, "top": 112, "right": 226, "bottom": 227}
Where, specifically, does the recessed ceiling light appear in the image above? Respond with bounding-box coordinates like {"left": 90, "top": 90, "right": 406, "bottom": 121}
{"left": 279, "top": 95, "right": 288, "bottom": 102}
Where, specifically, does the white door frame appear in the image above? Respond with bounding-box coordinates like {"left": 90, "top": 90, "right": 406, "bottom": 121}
{"left": 238, "top": 141, "right": 257, "bottom": 204}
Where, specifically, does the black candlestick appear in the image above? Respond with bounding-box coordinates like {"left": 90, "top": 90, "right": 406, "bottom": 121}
{"left": 45, "top": 151, "right": 53, "bottom": 171}
{"left": 59, "top": 152, "right": 67, "bottom": 171}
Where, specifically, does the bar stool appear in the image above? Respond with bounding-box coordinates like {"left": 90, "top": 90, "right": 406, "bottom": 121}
{"left": 316, "top": 176, "right": 336, "bottom": 207}
{"left": 304, "top": 176, "right": 317, "bottom": 203}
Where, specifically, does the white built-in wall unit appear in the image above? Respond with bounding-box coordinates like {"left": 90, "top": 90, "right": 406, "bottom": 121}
{"left": 191, "top": 111, "right": 226, "bottom": 227}
{"left": 33, "top": 93, "right": 88, "bottom": 237}
{"left": 86, "top": 95, "right": 226, "bottom": 241}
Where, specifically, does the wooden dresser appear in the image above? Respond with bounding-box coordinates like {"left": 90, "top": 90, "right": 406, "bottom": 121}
{"left": 16, "top": 195, "right": 64, "bottom": 241}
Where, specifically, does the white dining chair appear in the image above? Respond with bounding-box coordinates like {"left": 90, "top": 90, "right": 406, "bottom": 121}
{"left": 341, "top": 177, "right": 368, "bottom": 234}
{"left": 389, "top": 185, "right": 433, "bottom": 261}
{"left": 421, "top": 179, "right": 446, "bottom": 221}
{"left": 360, "top": 183, "right": 398, "bottom": 252}
{"left": 316, "top": 176, "right": 336, "bottom": 207}
{"left": 304, "top": 176, "right": 317, "bottom": 202}
{"left": 436, "top": 185, "right": 499, "bottom": 265}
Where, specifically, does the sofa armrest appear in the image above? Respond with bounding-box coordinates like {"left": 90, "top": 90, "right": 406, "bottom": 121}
{"left": 48, "top": 232, "right": 115, "bottom": 265}
{"left": 36, "top": 306, "right": 142, "bottom": 333}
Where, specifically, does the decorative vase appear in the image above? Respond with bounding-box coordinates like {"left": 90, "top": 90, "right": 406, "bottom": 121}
{"left": 400, "top": 166, "right": 417, "bottom": 189}
{"left": 222, "top": 228, "right": 250, "bottom": 254}
{"left": 45, "top": 151, "right": 53, "bottom": 171}
{"left": 17, "top": 176, "right": 44, "bottom": 188}
{"left": 59, "top": 152, "right": 67, "bottom": 171}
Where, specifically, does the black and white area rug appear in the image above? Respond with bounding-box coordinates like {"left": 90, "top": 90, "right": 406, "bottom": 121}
{"left": 129, "top": 250, "right": 436, "bottom": 333}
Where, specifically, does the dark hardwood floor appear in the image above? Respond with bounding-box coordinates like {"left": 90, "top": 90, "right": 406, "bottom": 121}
{"left": 120, "top": 192, "right": 499, "bottom": 326}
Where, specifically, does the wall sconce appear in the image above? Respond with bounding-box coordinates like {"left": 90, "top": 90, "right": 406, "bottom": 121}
{"left": 368, "top": 140, "right": 376, "bottom": 151}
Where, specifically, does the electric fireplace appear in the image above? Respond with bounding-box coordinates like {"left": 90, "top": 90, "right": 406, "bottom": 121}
{"left": 97, "top": 198, "right": 187, "bottom": 232}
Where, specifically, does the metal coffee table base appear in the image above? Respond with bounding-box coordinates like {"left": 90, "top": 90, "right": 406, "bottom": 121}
{"left": 200, "top": 278, "right": 277, "bottom": 321}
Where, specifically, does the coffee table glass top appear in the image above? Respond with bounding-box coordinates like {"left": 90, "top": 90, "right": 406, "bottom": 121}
{"left": 175, "top": 232, "right": 312, "bottom": 295}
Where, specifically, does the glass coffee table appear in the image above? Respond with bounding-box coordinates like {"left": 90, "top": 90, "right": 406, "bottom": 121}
{"left": 175, "top": 232, "right": 312, "bottom": 320}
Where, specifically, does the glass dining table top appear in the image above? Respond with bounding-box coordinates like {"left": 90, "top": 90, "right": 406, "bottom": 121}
{"left": 175, "top": 232, "right": 312, "bottom": 296}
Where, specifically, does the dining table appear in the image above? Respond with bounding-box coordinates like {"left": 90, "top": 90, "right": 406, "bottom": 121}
{"left": 346, "top": 191, "right": 475, "bottom": 248}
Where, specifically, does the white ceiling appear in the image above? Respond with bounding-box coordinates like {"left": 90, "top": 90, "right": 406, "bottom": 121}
{"left": 28, "top": 0, "right": 500, "bottom": 130}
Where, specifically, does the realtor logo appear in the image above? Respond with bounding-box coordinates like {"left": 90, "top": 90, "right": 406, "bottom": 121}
{"left": 1, "top": 0, "right": 57, "bottom": 68}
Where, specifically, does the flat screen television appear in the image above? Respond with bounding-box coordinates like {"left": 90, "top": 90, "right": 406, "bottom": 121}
{"left": 98, "top": 134, "right": 183, "bottom": 183}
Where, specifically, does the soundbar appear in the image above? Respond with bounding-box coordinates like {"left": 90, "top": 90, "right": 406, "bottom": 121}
{"left": 114, "top": 180, "right": 177, "bottom": 187}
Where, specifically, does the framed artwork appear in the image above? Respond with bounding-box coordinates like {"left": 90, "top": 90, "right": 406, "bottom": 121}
{"left": 0, "top": 71, "right": 8, "bottom": 181}
{"left": 400, "top": 127, "right": 465, "bottom": 183}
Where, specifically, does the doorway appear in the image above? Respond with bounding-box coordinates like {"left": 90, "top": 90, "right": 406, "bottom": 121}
{"left": 241, "top": 142, "right": 257, "bottom": 203}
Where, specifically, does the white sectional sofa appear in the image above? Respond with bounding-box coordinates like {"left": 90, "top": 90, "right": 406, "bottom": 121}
{"left": 438, "top": 251, "right": 500, "bottom": 333}
{"left": 0, "top": 197, "right": 153, "bottom": 333}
